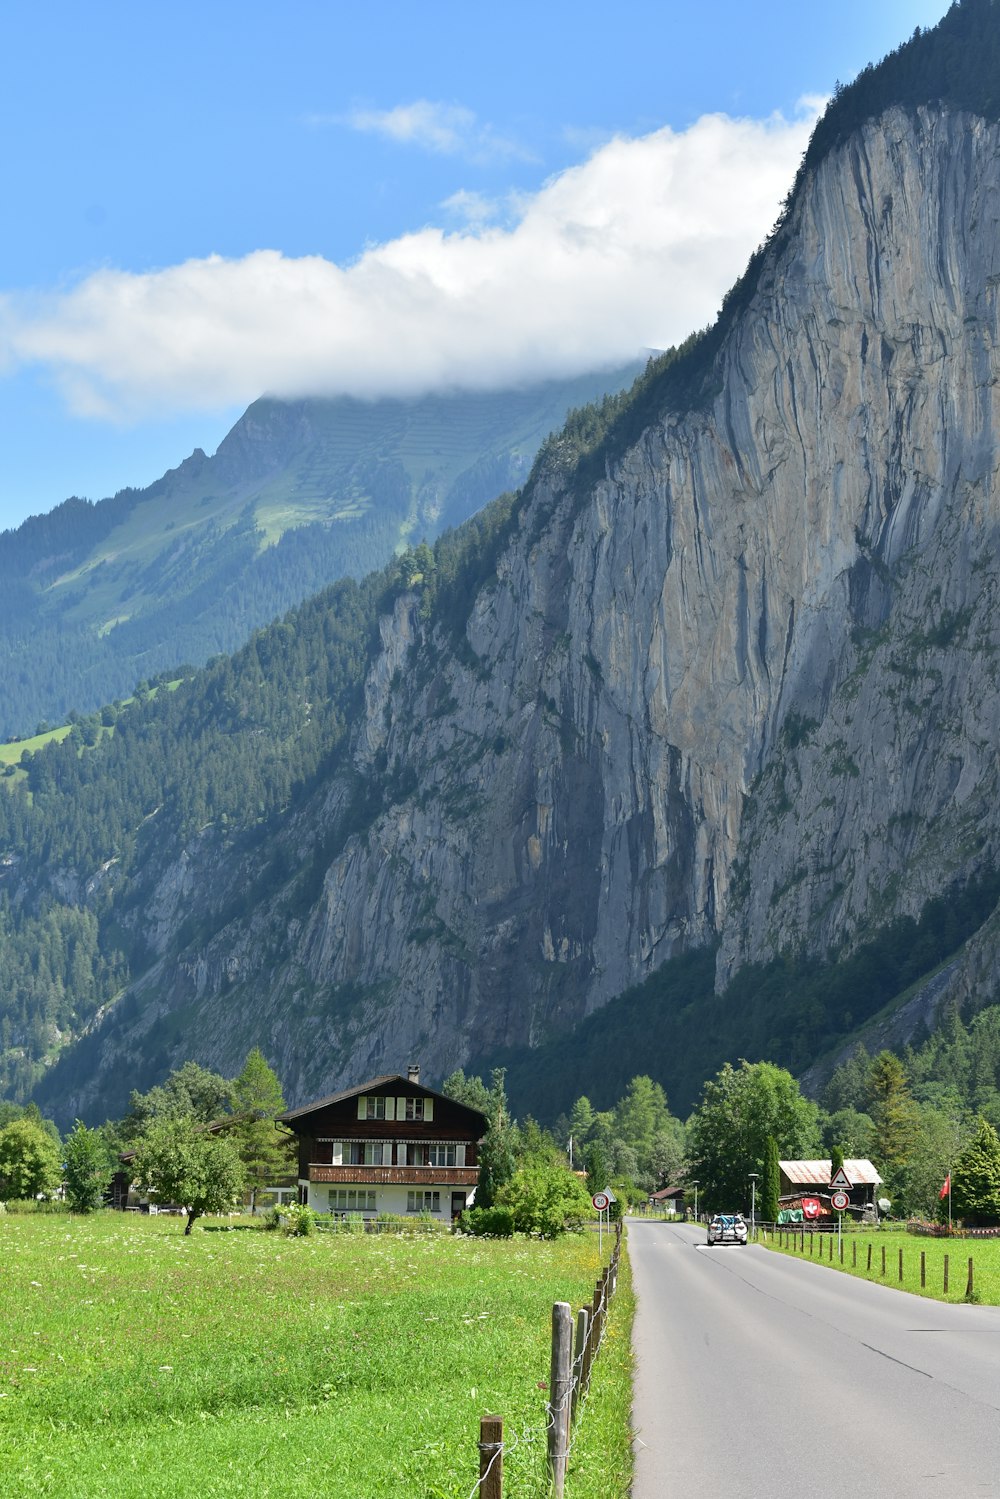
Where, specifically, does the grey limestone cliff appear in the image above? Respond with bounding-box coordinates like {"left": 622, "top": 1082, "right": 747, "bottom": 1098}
{"left": 61, "top": 103, "right": 1000, "bottom": 1111}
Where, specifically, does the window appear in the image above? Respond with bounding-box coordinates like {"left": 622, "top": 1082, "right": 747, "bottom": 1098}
{"left": 365, "top": 1097, "right": 386, "bottom": 1120}
{"left": 405, "top": 1097, "right": 425, "bottom": 1121}
{"left": 407, "top": 1191, "right": 440, "bottom": 1213}
{"left": 331, "top": 1190, "right": 376, "bottom": 1212}
{"left": 348, "top": 1142, "right": 385, "bottom": 1165}
{"left": 427, "top": 1144, "right": 456, "bottom": 1167}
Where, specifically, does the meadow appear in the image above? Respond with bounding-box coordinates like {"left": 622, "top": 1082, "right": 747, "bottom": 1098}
{"left": 0, "top": 1213, "right": 633, "bottom": 1499}
{"left": 762, "top": 1225, "right": 1000, "bottom": 1304}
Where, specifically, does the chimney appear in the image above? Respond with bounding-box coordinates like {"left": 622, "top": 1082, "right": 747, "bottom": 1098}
{"left": 407, "top": 1064, "right": 420, "bottom": 1085}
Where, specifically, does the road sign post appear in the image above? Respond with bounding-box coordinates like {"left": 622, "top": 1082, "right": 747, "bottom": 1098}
{"left": 830, "top": 1190, "right": 849, "bottom": 1258}
{"left": 592, "top": 1188, "right": 616, "bottom": 1258}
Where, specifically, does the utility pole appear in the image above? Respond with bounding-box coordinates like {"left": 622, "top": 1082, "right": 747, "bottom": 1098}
{"left": 748, "top": 1172, "right": 759, "bottom": 1238}
{"left": 689, "top": 1180, "right": 700, "bottom": 1223}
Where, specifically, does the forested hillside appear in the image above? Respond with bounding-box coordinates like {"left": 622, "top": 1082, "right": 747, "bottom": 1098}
{"left": 0, "top": 366, "right": 640, "bottom": 740}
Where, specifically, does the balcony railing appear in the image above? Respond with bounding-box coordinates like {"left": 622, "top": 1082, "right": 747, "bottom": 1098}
{"left": 309, "top": 1164, "right": 479, "bottom": 1187}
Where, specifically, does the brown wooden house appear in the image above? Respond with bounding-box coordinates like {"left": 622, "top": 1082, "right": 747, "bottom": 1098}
{"left": 277, "top": 1065, "right": 488, "bottom": 1222}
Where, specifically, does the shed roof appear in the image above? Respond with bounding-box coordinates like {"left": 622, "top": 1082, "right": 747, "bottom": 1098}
{"left": 779, "top": 1159, "right": 882, "bottom": 1186}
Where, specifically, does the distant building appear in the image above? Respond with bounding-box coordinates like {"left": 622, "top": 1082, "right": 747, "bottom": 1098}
{"left": 648, "top": 1186, "right": 686, "bottom": 1214}
{"left": 778, "top": 1158, "right": 883, "bottom": 1218}
{"left": 277, "top": 1066, "right": 487, "bottom": 1222}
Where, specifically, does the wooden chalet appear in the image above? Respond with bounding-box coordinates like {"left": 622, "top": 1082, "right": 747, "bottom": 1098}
{"left": 277, "top": 1065, "right": 488, "bottom": 1222}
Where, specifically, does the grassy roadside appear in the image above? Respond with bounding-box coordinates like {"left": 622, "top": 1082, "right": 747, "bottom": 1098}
{"left": 0, "top": 1212, "right": 632, "bottom": 1498}
{"left": 567, "top": 1234, "right": 635, "bottom": 1498}
{"left": 760, "top": 1226, "right": 1000, "bottom": 1304}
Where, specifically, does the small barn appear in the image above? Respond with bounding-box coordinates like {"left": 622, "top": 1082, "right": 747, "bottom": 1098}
{"left": 778, "top": 1158, "right": 882, "bottom": 1219}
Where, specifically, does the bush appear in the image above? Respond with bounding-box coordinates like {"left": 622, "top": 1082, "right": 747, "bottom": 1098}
{"left": 2, "top": 1198, "right": 71, "bottom": 1214}
{"left": 459, "top": 1205, "right": 515, "bottom": 1237}
{"left": 277, "top": 1202, "right": 316, "bottom": 1236}
{"left": 495, "top": 1161, "right": 593, "bottom": 1237}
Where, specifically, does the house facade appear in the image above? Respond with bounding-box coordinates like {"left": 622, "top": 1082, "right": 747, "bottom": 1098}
{"left": 277, "top": 1066, "right": 487, "bottom": 1221}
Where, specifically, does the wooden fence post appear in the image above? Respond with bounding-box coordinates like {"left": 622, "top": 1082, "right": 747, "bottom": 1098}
{"left": 479, "top": 1415, "right": 503, "bottom": 1499}
{"left": 944, "top": 1254, "right": 949, "bottom": 1295}
{"left": 852, "top": 1240, "right": 857, "bottom": 1268}
{"left": 921, "top": 1251, "right": 926, "bottom": 1288}
{"left": 571, "top": 1308, "right": 588, "bottom": 1423}
{"left": 881, "top": 1245, "right": 886, "bottom": 1277}
{"left": 581, "top": 1300, "right": 595, "bottom": 1397}
{"left": 967, "top": 1258, "right": 974, "bottom": 1300}
{"left": 548, "top": 1302, "right": 573, "bottom": 1498}
{"left": 898, "top": 1248, "right": 904, "bottom": 1283}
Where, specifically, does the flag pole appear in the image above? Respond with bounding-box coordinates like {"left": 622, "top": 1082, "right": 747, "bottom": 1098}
{"left": 948, "top": 1170, "right": 952, "bottom": 1234}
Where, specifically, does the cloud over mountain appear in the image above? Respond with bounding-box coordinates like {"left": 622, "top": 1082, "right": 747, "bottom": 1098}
{"left": 0, "top": 105, "right": 818, "bottom": 422}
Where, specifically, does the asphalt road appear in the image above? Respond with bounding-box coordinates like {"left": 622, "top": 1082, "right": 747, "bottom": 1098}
{"left": 629, "top": 1217, "right": 1000, "bottom": 1497}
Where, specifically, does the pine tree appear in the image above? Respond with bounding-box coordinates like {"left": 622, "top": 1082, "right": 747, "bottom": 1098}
{"left": 761, "top": 1136, "right": 781, "bottom": 1224}
{"left": 476, "top": 1068, "right": 515, "bottom": 1210}
{"left": 230, "top": 1049, "right": 292, "bottom": 1212}
{"left": 950, "top": 1117, "right": 1000, "bottom": 1227}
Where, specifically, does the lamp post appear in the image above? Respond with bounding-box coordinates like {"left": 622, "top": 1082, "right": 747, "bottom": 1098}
{"left": 689, "top": 1180, "right": 700, "bottom": 1223}
{"left": 748, "top": 1172, "right": 759, "bottom": 1239}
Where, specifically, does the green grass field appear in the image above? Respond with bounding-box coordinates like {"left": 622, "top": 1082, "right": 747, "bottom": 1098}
{"left": 0, "top": 1214, "right": 633, "bottom": 1498}
{"left": 762, "top": 1225, "right": 1000, "bottom": 1304}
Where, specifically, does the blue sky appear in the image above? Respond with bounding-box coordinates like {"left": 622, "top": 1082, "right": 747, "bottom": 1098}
{"left": 0, "top": 1, "right": 949, "bottom": 531}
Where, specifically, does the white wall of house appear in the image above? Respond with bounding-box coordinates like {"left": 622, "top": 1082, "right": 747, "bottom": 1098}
{"left": 304, "top": 1181, "right": 470, "bottom": 1217}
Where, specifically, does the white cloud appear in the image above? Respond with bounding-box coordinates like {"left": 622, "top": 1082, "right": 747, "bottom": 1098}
{"left": 0, "top": 105, "right": 819, "bottom": 422}
{"left": 336, "top": 99, "right": 534, "bottom": 164}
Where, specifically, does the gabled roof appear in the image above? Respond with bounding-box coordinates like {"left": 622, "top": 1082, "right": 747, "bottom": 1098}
{"left": 277, "top": 1074, "right": 488, "bottom": 1129}
{"left": 779, "top": 1159, "right": 882, "bottom": 1186}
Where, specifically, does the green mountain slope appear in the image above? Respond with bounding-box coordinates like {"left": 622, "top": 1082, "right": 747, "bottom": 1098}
{"left": 0, "top": 365, "right": 641, "bottom": 740}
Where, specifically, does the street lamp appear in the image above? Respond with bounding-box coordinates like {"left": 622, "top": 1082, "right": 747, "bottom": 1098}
{"left": 748, "top": 1173, "right": 759, "bottom": 1238}
{"left": 689, "top": 1180, "right": 700, "bottom": 1223}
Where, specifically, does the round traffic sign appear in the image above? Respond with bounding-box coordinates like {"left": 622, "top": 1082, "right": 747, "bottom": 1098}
{"left": 831, "top": 1191, "right": 850, "bottom": 1211}
{"left": 592, "top": 1191, "right": 610, "bottom": 1212}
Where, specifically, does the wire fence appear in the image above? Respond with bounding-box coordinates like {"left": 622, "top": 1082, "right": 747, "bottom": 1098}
{"left": 761, "top": 1224, "right": 977, "bottom": 1298}
{"left": 470, "top": 1219, "right": 623, "bottom": 1499}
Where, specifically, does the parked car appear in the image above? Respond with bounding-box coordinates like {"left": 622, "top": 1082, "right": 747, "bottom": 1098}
{"left": 707, "top": 1213, "right": 748, "bottom": 1245}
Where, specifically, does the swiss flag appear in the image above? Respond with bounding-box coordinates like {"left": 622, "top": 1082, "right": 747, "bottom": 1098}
{"left": 939, "top": 1173, "right": 951, "bottom": 1201}
{"left": 801, "top": 1197, "right": 821, "bottom": 1219}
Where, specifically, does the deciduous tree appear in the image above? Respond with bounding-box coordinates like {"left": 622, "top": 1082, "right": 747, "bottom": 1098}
{"left": 132, "top": 1115, "right": 246, "bottom": 1234}
{"left": 0, "top": 1117, "right": 62, "bottom": 1200}
{"left": 63, "top": 1120, "right": 112, "bottom": 1212}
{"left": 686, "top": 1060, "right": 820, "bottom": 1214}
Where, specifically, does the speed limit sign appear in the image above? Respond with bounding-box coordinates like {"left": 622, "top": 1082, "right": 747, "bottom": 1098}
{"left": 592, "top": 1191, "right": 610, "bottom": 1212}
{"left": 831, "top": 1191, "right": 850, "bottom": 1211}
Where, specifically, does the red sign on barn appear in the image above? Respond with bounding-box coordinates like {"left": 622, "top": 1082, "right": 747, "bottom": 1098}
{"left": 801, "top": 1198, "right": 822, "bottom": 1219}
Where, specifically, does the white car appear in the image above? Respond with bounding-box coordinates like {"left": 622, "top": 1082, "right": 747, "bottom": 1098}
{"left": 707, "top": 1213, "right": 748, "bottom": 1245}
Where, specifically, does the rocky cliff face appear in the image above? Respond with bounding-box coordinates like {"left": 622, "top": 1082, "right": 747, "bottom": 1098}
{"left": 59, "top": 103, "right": 1000, "bottom": 1113}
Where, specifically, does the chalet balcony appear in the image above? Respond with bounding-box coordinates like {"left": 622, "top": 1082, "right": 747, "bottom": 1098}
{"left": 309, "top": 1164, "right": 479, "bottom": 1187}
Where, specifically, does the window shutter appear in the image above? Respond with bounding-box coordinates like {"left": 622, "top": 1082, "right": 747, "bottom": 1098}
{"left": 456, "top": 1144, "right": 465, "bottom": 1166}
{"left": 382, "top": 1141, "right": 392, "bottom": 1166}
{"left": 331, "top": 1141, "right": 343, "bottom": 1166}
{"left": 424, "top": 1098, "right": 433, "bottom": 1122}
{"left": 397, "top": 1097, "right": 406, "bottom": 1119}
{"left": 398, "top": 1143, "right": 407, "bottom": 1166}
{"left": 357, "top": 1097, "right": 367, "bottom": 1120}
{"left": 385, "top": 1097, "right": 396, "bottom": 1121}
